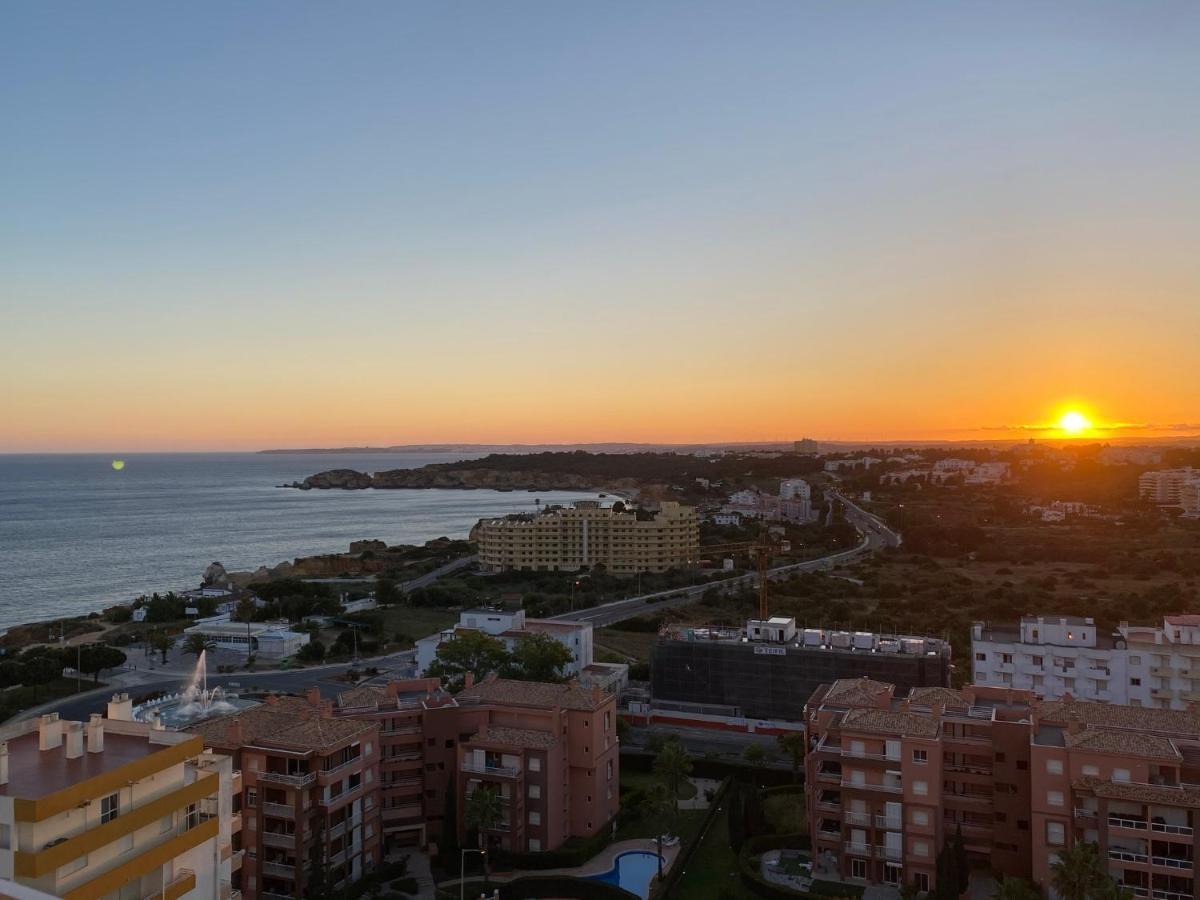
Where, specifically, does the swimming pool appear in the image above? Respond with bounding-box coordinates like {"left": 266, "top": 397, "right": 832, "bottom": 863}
{"left": 587, "top": 850, "right": 663, "bottom": 899}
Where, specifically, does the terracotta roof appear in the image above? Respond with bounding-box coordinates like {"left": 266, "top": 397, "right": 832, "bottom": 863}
{"left": 337, "top": 686, "right": 389, "bottom": 709}
{"left": 1065, "top": 728, "right": 1180, "bottom": 760}
{"left": 1074, "top": 775, "right": 1200, "bottom": 808}
{"left": 191, "top": 696, "right": 377, "bottom": 752}
{"left": 1165, "top": 615, "right": 1200, "bottom": 626}
{"left": 473, "top": 725, "right": 557, "bottom": 749}
{"left": 907, "top": 686, "right": 969, "bottom": 709}
{"left": 823, "top": 678, "right": 895, "bottom": 707}
{"left": 1038, "top": 699, "right": 1200, "bottom": 737}
{"left": 456, "top": 677, "right": 605, "bottom": 711}
{"left": 840, "top": 707, "right": 940, "bottom": 739}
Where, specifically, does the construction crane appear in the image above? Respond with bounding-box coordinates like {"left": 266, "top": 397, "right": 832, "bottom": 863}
{"left": 692, "top": 529, "right": 783, "bottom": 621}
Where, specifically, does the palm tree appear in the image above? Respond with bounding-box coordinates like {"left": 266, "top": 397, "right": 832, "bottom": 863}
{"left": 992, "top": 875, "right": 1041, "bottom": 900}
{"left": 653, "top": 739, "right": 693, "bottom": 807}
{"left": 640, "top": 781, "right": 674, "bottom": 883}
{"left": 236, "top": 597, "right": 257, "bottom": 657}
{"left": 1050, "top": 841, "right": 1106, "bottom": 900}
{"left": 181, "top": 633, "right": 216, "bottom": 659}
{"left": 149, "top": 631, "right": 174, "bottom": 665}
{"left": 464, "top": 785, "right": 503, "bottom": 887}
{"left": 777, "top": 732, "right": 805, "bottom": 783}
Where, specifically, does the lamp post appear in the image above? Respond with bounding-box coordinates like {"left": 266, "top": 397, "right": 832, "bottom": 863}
{"left": 460, "top": 848, "right": 487, "bottom": 900}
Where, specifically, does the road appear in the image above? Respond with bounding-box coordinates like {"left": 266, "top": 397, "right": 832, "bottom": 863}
{"left": 552, "top": 501, "right": 894, "bottom": 628}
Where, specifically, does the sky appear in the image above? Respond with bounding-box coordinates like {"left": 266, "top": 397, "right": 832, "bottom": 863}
{"left": 3, "top": 2, "right": 1199, "bottom": 451}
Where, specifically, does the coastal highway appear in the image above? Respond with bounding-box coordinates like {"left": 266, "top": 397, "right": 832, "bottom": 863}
{"left": 552, "top": 499, "right": 894, "bottom": 628}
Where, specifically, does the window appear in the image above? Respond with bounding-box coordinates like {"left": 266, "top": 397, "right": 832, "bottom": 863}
{"left": 1018, "top": 820, "right": 1029, "bottom": 831}
{"left": 1046, "top": 821, "right": 1066, "bottom": 846}
{"left": 607, "top": 760, "right": 613, "bottom": 781}
{"left": 1032, "top": 656, "right": 1043, "bottom": 666}
{"left": 975, "top": 653, "right": 987, "bottom": 662}
{"left": 852, "top": 859, "right": 867, "bottom": 879}
{"left": 529, "top": 838, "right": 541, "bottom": 852}
{"left": 1131, "top": 655, "right": 1142, "bottom": 666}
{"left": 529, "top": 785, "right": 541, "bottom": 800}
{"left": 1113, "top": 768, "right": 1130, "bottom": 782}
{"left": 1046, "top": 758, "right": 1063, "bottom": 775}
{"left": 445, "top": 739, "right": 454, "bottom": 749}
{"left": 101, "top": 793, "right": 120, "bottom": 824}
{"left": 916, "top": 874, "right": 930, "bottom": 892}
{"left": 529, "top": 757, "right": 541, "bottom": 772}
{"left": 911, "top": 809, "right": 928, "bottom": 826}
{"left": 1047, "top": 790, "right": 1064, "bottom": 807}
{"left": 913, "top": 840, "right": 929, "bottom": 857}
{"left": 912, "top": 780, "right": 928, "bottom": 797}
{"left": 994, "top": 752, "right": 1006, "bottom": 763}
{"left": 604, "top": 711, "right": 611, "bottom": 731}
{"left": 912, "top": 749, "right": 928, "bottom": 764}
{"left": 246, "top": 787, "right": 257, "bottom": 808}
{"left": 1131, "top": 677, "right": 1142, "bottom": 686}
{"left": 529, "top": 811, "right": 541, "bottom": 826}
{"left": 1017, "top": 760, "right": 1028, "bottom": 771}
{"left": 1082, "top": 764, "right": 1099, "bottom": 776}
{"left": 1002, "top": 653, "right": 1013, "bottom": 664}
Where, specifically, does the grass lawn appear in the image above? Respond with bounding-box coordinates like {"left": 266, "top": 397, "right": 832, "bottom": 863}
{"left": 619, "top": 769, "right": 697, "bottom": 800}
{"left": 593, "top": 628, "right": 657, "bottom": 662}
{"left": 373, "top": 606, "right": 460, "bottom": 644}
{"left": 671, "top": 803, "right": 753, "bottom": 899}
{"left": 763, "top": 792, "right": 807, "bottom": 834}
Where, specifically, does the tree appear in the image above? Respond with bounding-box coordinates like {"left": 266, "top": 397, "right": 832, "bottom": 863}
{"left": 464, "top": 785, "right": 503, "bottom": 887}
{"left": 505, "top": 632, "right": 573, "bottom": 682}
{"left": 934, "top": 835, "right": 961, "bottom": 900}
{"left": 954, "top": 824, "right": 969, "bottom": 896}
{"left": 1050, "top": 842, "right": 1109, "bottom": 900}
{"left": 78, "top": 645, "right": 127, "bottom": 683}
{"left": 727, "top": 781, "right": 749, "bottom": 851}
{"left": 639, "top": 781, "right": 674, "bottom": 882}
{"left": 24, "top": 655, "right": 62, "bottom": 697}
{"left": 992, "top": 876, "right": 1041, "bottom": 900}
{"left": 297, "top": 640, "right": 326, "bottom": 663}
{"left": 181, "top": 633, "right": 216, "bottom": 659}
{"left": 653, "top": 739, "right": 693, "bottom": 809}
{"left": 743, "top": 744, "right": 766, "bottom": 765}
{"left": 236, "top": 597, "right": 257, "bottom": 656}
{"left": 441, "top": 780, "right": 460, "bottom": 864}
{"left": 777, "top": 732, "right": 805, "bottom": 783}
{"left": 427, "top": 630, "right": 509, "bottom": 691}
{"left": 149, "top": 631, "right": 174, "bottom": 665}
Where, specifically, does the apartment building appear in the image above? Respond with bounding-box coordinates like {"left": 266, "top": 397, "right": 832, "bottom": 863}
{"left": 190, "top": 692, "right": 381, "bottom": 900}
{"left": 805, "top": 679, "right": 1033, "bottom": 891}
{"left": 0, "top": 700, "right": 236, "bottom": 900}
{"left": 473, "top": 501, "right": 699, "bottom": 575}
{"left": 1030, "top": 699, "right": 1200, "bottom": 900}
{"left": 973, "top": 615, "right": 1200, "bottom": 710}
{"left": 1139, "top": 469, "right": 1199, "bottom": 507}
{"left": 414, "top": 606, "right": 627, "bottom": 693}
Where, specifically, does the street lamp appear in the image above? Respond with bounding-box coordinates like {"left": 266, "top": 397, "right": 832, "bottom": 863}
{"left": 460, "top": 848, "right": 487, "bottom": 900}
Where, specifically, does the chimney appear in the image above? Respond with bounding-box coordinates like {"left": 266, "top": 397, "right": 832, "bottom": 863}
{"left": 65, "top": 722, "right": 85, "bottom": 759}
{"left": 306, "top": 686, "right": 321, "bottom": 707}
{"left": 1067, "top": 719, "right": 1084, "bottom": 735}
{"left": 385, "top": 682, "right": 401, "bottom": 699}
{"left": 39, "top": 714, "right": 63, "bottom": 751}
{"left": 463, "top": 672, "right": 475, "bottom": 689}
{"left": 0, "top": 743, "right": 8, "bottom": 785}
{"left": 226, "top": 718, "right": 245, "bottom": 747}
{"left": 932, "top": 702, "right": 945, "bottom": 720}
{"left": 87, "top": 714, "right": 105, "bottom": 754}
{"left": 319, "top": 699, "right": 334, "bottom": 719}
{"left": 107, "top": 692, "right": 133, "bottom": 722}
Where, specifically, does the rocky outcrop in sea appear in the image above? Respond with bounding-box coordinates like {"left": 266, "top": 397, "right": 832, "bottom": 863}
{"left": 285, "top": 467, "right": 638, "bottom": 493}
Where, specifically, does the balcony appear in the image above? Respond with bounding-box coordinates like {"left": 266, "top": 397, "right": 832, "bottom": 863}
{"left": 1152, "top": 667, "right": 1175, "bottom": 678}
{"left": 816, "top": 801, "right": 842, "bottom": 813}
{"left": 260, "top": 860, "right": 298, "bottom": 879}
{"left": 261, "top": 801, "right": 296, "bottom": 819}
{"left": 383, "top": 725, "right": 423, "bottom": 737}
{"left": 816, "top": 768, "right": 842, "bottom": 783}
{"left": 262, "top": 831, "right": 296, "bottom": 849}
{"left": 232, "top": 770, "right": 243, "bottom": 794}
{"left": 875, "top": 816, "right": 903, "bottom": 830}
{"left": 1109, "top": 849, "right": 1149, "bottom": 864}
{"left": 942, "top": 730, "right": 990, "bottom": 746}
{"left": 1152, "top": 689, "right": 1175, "bottom": 700}
{"left": 229, "top": 811, "right": 242, "bottom": 833}
{"left": 230, "top": 849, "right": 244, "bottom": 871}
{"left": 1152, "top": 821, "right": 1194, "bottom": 836}
{"left": 1075, "top": 807, "right": 1098, "bottom": 821}
{"left": 257, "top": 770, "right": 317, "bottom": 788}
{"left": 1150, "top": 856, "right": 1193, "bottom": 871}
{"left": 462, "top": 761, "right": 520, "bottom": 778}
{"left": 846, "top": 841, "right": 871, "bottom": 856}
{"left": 841, "top": 779, "right": 902, "bottom": 794}
{"left": 1110, "top": 815, "right": 1148, "bottom": 831}
{"left": 944, "top": 792, "right": 992, "bottom": 806}
{"left": 844, "top": 811, "right": 871, "bottom": 826}
{"left": 874, "top": 845, "right": 903, "bottom": 861}
{"left": 320, "top": 755, "right": 367, "bottom": 781}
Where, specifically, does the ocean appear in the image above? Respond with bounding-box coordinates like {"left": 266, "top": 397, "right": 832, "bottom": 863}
{"left": 0, "top": 452, "right": 603, "bottom": 631}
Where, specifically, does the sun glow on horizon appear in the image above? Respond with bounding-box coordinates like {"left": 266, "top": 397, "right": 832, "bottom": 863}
{"left": 1057, "top": 410, "right": 1093, "bottom": 435}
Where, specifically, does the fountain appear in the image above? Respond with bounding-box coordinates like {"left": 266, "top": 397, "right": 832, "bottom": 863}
{"left": 135, "top": 650, "right": 258, "bottom": 728}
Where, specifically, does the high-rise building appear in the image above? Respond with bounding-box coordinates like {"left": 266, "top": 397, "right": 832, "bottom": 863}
{"left": 473, "top": 500, "right": 699, "bottom": 574}
{"left": 0, "top": 702, "right": 237, "bottom": 900}
{"left": 794, "top": 438, "right": 820, "bottom": 455}
{"left": 190, "top": 692, "right": 381, "bottom": 900}
{"left": 973, "top": 615, "right": 1200, "bottom": 710}
{"left": 1139, "top": 468, "right": 1200, "bottom": 507}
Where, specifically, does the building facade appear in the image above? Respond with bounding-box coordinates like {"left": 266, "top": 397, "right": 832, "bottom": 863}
{"left": 652, "top": 617, "right": 951, "bottom": 723}
{"left": 1139, "top": 469, "right": 1200, "bottom": 507}
{"left": 973, "top": 615, "right": 1200, "bottom": 710}
{"left": 473, "top": 501, "right": 699, "bottom": 575}
{"left": 0, "top": 703, "right": 237, "bottom": 900}
{"left": 190, "top": 693, "right": 381, "bottom": 900}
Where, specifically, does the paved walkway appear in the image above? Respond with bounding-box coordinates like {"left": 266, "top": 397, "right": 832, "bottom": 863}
{"left": 678, "top": 777, "right": 721, "bottom": 810}
{"left": 439, "top": 838, "right": 678, "bottom": 891}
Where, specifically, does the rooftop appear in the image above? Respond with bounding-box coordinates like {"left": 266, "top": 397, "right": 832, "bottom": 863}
{"left": 1074, "top": 775, "right": 1200, "bottom": 809}
{"left": 1064, "top": 728, "right": 1181, "bottom": 760}
{"left": 1037, "top": 699, "right": 1200, "bottom": 737}
{"left": 823, "top": 677, "right": 895, "bottom": 707}
{"left": 190, "top": 696, "right": 377, "bottom": 752}
{"left": 472, "top": 724, "right": 557, "bottom": 750}
{"left": 907, "top": 686, "right": 970, "bottom": 709}
{"left": 840, "top": 707, "right": 941, "bottom": 739}
{"left": 457, "top": 676, "right": 607, "bottom": 712}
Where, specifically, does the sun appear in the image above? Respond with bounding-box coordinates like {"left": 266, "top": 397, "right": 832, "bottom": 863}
{"left": 1058, "top": 411, "right": 1092, "bottom": 434}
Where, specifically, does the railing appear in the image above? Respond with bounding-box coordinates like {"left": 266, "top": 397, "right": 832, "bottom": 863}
{"left": 1151, "top": 856, "right": 1193, "bottom": 871}
{"left": 382, "top": 725, "right": 423, "bottom": 736}
{"left": 257, "top": 770, "right": 317, "bottom": 787}
{"left": 944, "top": 793, "right": 992, "bottom": 805}
{"left": 840, "top": 779, "right": 902, "bottom": 793}
{"left": 1075, "top": 807, "right": 1098, "bottom": 820}
{"left": 260, "top": 860, "right": 298, "bottom": 878}
{"left": 261, "top": 802, "right": 296, "bottom": 819}
{"left": 1110, "top": 815, "right": 1148, "bottom": 831}
{"left": 1109, "top": 849, "right": 1149, "bottom": 864}
{"left": 844, "top": 812, "right": 870, "bottom": 826}
{"left": 146, "top": 869, "right": 193, "bottom": 900}
{"left": 1152, "top": 891, "right": 1192, "bottom": 900}
{"left": 816, "top": 801, "right": 842, "bottom": 813}
{"left": 230, "top": 849, "right": 244, "bottom": 871}
{"left": 1152, "top": 821, "right": 1194, "bottom": 836}
{"left": 816, "top": 770, "right": 841, "bottom": 783}
{"left": 875, "top": 845, "right": 903, "bottom": 861}
{"left": 875, "top": 816, "right": 902, "bottom": 830}
{"left": 462, "top": 761, "right": 520, "bottom": 778}
{"left": 843, "top": 748, "right": 901, "bottom": 762}
{"left": 262, "top": 831, "right": 296, "bottom": 848}
{"left": 943, "top": 763, "right": 992, "bottom": 776}
{"left": 845, "top": 841, "right": 870, "bottom": 856}
{"left": 321, "top": 755, "right": 365, "bottom": 779}
{"left": 1118, "top": 884, "right": 1148, "bottom": 898}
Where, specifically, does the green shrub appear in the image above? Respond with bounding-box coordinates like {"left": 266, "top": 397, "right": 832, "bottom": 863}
{"left": 491, "top": 817, "right": 615, "bottom": 869}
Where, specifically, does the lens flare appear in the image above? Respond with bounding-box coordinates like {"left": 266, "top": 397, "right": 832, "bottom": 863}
{"left": 1058, "top": 411, "right": 1091, "bottom": 434}
{"left": 111, "top": 459, "right": 125, "bottom": 471}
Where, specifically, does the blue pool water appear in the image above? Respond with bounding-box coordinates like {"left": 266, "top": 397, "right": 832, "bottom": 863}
{"left": 588, "top": 851, "right": 663, "bottom": 899}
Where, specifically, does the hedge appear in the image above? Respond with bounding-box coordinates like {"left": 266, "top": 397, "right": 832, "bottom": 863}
{"left": 654, "top": 776, "right": 732, "bottom": 898}
{"left": 438, "top": 875, "right": 638, "bottom": 899}
{"left": 490, "top": 815, "right": 616, "bottom": 870}
{"left": 760, "top": 784, "right": 807, "bottom": 800}
{"left": 622, "top": 751, "right": 797, "bottom": 787}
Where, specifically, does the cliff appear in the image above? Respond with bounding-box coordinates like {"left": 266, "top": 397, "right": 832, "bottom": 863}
{"left": 287, "top": 467, "right": 639, "bottom": 493}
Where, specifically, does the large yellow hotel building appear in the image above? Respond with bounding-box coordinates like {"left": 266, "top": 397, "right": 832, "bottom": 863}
{"left": 0, "top": 695, "right": 238, "bottom": 900}
{"left": 473, "top": 500, "right": 700, "bottom": 574}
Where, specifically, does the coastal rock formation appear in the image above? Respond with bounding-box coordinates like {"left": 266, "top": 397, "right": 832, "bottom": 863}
{"left": 202, "top": 561, "right": 229, "bottom": 586}
{"left": 288, "top": 467, "right": 638, "bottom": 493}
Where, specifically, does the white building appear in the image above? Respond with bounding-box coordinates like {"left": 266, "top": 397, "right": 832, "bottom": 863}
{"left": 823, "top": 457, "right": 882, "bottom": 472}
{"left": 779, "top": 479, "right": 812, "bottom": 501}
{"left": 963, "top": 461, "right": 1010, "bottom": 484}
{"left": 183, "top": 616, "right": 310, "bottom": 659}
{"left": 415, "top": 607, "right": 627, "bottom": 687}
{"left": 712, "top": 511, "right": 743, "bottom": 526}
{"left": 1139, "top": 468, "right": 1200, "bottom": 506}
{"left": 793, "top": 438, "right": 819, "bottom": 455}
{"left": 879, "top": 468, "right": 928, "bottom": 485}
{"left": 0, "top": 703, "right": 237, "bottom": 899}
{"left": 972, "top": 614, "right": 1200, "bottom": 710}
